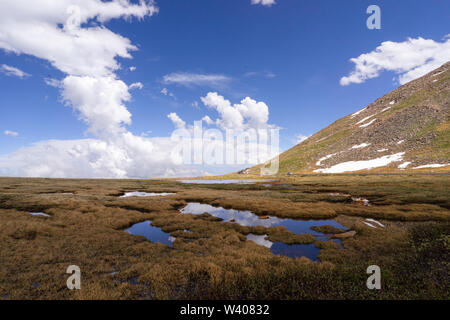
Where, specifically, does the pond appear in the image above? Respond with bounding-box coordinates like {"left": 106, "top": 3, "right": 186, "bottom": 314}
{"left": 120, "top": 191, "right": 175, "bottom": 197}
{"left": 181, "top": 202, "right": 348, "bottom": 260}
{"left": 246, "top": 234, "right": 321, "bottom": 260}
{"left": 180, "top": 203, "right": 346, "bottom": 239}
{"left": 176, "top": 179, "right": 278, "bottom": 185}
{"left": 125, "top": 220, "right": 175, "bottom": 246}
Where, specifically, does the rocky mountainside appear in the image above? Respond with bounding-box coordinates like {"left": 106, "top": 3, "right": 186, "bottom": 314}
{"left": 252, "top": 61, "right": 450, "bottom": 174}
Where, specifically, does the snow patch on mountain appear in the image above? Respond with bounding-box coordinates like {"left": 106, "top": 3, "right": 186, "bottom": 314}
{"left": 359, "top": 119, "right": 377, "bottom": 128}
{"left": 413, "top": 163, "right": 449, "bottom": 169}
{"left": 314, "top": 152, "right": 405, "bottom": 173}
{"left": 351, "top": 143, "right": 371, "bottom": 149}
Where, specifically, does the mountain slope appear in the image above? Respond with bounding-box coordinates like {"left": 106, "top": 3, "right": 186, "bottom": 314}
{"left": 253, "top": 62, "right": 450, "bottom": 174}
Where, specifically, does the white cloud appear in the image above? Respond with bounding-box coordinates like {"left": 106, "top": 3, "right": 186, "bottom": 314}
{"left": 0, "top": 0, "right": 157, "bottom": 77}
{"left": 191, "top": 101, "right": 199, "bottom": 108}
{"left": 0, "top": 1, "right": 280, "bottom": 178}
{"left": 201, "top": 92, "right": 244, "bottom": 130}
{"left": 129, "top": 66, "right": 136, "bottom": 71}
{"left": 244, "top": 71, "right": 276, "bottom": 78}
{"left": 163, "top": 72, "right": 231, "bottom": 87}
{"left": 201, "top": 92, "right": 272, "bottom": 131}
{"left": 4, "top": 130, "right": 18, "bottom": 137}
{"left": 0, "top": 137, "right": 207, "bottom": 178}
{"left": 167, "top": 112, "right": 186, "bottom": 129}
{"left": 251, "top": 0, "right": 276, "bottom": 7}
{"left": 201, "top": 115, "right": 214, "bottom": 125}
{"left": 129, "top": 82, "right": 143, "bottom": 90}
{"left": 340, "top": 36, "right": 450, "bottom": 86}
{"left": 61, "top": 75, "right": 132, "bottom": 136}
{"left": 0, "top": 1, "right": 178, "bottom": 178}
{"left": 236, "top": 97, "right": 269, "bottom": 129}
{"left": 0, "top": 64, "right": 30, "bottom": 78}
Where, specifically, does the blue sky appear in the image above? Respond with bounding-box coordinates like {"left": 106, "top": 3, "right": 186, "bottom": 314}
{"left": 0, "top": 0, "right": 449, "bottom": 177}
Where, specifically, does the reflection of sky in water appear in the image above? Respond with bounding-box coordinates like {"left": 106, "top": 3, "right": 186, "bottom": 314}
{"left": 184, "top": 203, "right": 347, "bottom": 260}
{"left": 246, "top": 234, "right": 321, "bottom": 260}
{"left": 181, "top": 203, "right": 283, "bottom": 227}
{"left": 271, "top": 243, "right": 320, "bottom": 260}
{"left": 181, "top": 203, "right": 347, "bottom": 238}
{"left": 120, "top": 191, "right": 174, "bottom": 197}
{"left": 125, "top": 220, "right": 174, "bottom": 246}
{"left": 246, "top": 234, "right": 273, "bottom": 248}
{"left": 176, "top": 179, "right": 278, "bottom": 184}
{"left": 29, "top": 212, "right": 51, "bottom": 217}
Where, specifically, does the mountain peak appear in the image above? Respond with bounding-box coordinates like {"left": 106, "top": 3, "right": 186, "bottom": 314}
{"left": 251, "top": 61, "right": 450, "bottom": 174}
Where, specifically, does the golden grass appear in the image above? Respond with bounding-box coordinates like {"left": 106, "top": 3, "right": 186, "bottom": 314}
{"left": 0, "top": 175, "right": 448, "bottom": 299}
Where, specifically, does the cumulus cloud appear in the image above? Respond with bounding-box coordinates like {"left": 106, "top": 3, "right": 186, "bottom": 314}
{"left": 0, "top": 64, "right": 30, "bottom": 78}
{"left": 129, "top": 66, "right": 136, "bottom": 71}
{"left": 0, "top": 1, "right": 187, "bottom": 178}
{"left": 340, "top": 35, "right": 450, "bottom": 86}
{"left": 251, "top": 0, "right": 276, "bottom": 7}
{"left": 201, "top": 92, "right": 271, "bottom": 131}
{"left": 0, "top": 1, "right": 157, "bottom": 77}
{"left": 61, "top": 75, "right": 132, "bottom": 136}
{"left": 0, "top": 137, "right": 208, "bottom": 178}
{"left": 0, "top": 1, "right": 279, "bottom": 178}
{"left": 167, "top": 112, "right": 186, "bottom": 129}
{"left": 163, "top": 72, "right": 231, "bottom": 88}
{"left": 4, "top": 130, "right": 18, "bottom": 137}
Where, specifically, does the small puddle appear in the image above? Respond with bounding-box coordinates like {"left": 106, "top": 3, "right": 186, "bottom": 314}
{"left": 125, "top": 220, "right": 175, "bottom": 246}
{"left": 120, "top": 191, "right": 175, "bottom": 198}
{"left": 246, "top": 234, "right": 321, "bottom": 260}
{"left": 181, "top": 203, "right": 347, "bottom": 260}
{"left": 29, "top": 212, "right": 51, "bottom": 217}
{"left": 176, "top": 179, "right": 278, "bottom": 185}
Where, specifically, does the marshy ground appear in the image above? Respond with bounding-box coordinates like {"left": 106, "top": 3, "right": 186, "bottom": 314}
{"left": 0, "top": 175, "right": 448, "bottom": 299}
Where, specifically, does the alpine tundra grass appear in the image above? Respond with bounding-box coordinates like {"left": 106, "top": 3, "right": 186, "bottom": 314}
{"left": 0, "top": 175, "right": 448, "bottom": 299}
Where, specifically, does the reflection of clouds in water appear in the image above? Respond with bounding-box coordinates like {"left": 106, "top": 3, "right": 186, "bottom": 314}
{"left": 180, "top": 203, "right": 348, "bottom": 235}
{"left": 120, "top": 191, "right": 174, "bottom": 197}
{"left": 180, "top": 203, "right": 282, "bottom": 227}
{"left": 246, "top": 234, "right": 273, "bottom": 248}
{"left": 180, "top": 203, "right": 348, "bottom": 260}
{"left": 125, "top": 220, "right": 174, "bottom": 246}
